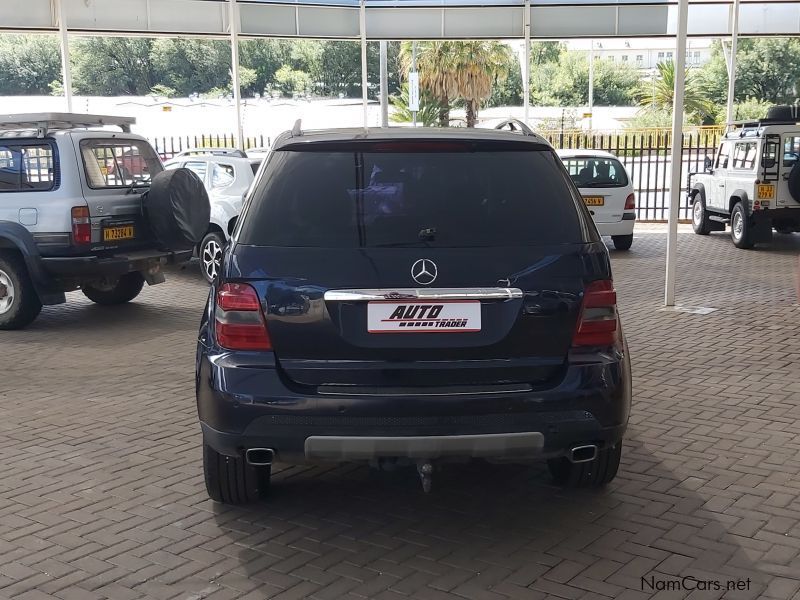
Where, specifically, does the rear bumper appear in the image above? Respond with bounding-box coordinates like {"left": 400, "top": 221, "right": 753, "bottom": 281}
{"left": 196, "top": 349, "right": 631, "bottom": 463}
{"left": 596, "top": 215, "right": 635, "bottom": 237}
{"left": 41, "top": 249, "right": 192, "bottom": 278}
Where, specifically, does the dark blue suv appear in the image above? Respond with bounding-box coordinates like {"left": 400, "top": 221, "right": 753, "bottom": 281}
{"left": 196, "top": 125, "right": 631, "bottom": 503}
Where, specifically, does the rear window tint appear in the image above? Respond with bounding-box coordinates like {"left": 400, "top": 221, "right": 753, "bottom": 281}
{"left": 239, "top": 145, "right": 584, "bottom": 248}
{"left": 563, "top": 157, "right": 629, "bottom": 188}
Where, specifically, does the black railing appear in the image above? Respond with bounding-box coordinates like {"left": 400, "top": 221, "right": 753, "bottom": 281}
{"left": 150, "top": 128, "right": 721, "bottom": 221}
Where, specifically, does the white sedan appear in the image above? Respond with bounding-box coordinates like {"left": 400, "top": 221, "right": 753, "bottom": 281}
{"left": 164, "top": 154, "right": 262, "bottom": 282}
{"left": 557, "top": 150, "right": 636, "bottom": 250}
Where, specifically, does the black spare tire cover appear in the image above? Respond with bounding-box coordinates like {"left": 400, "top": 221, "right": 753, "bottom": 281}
{"left": 789, "top": 162, "right": 800, "bottom": 203}
{"left": 145, "top": 168, "right": 210, "bottom": 251}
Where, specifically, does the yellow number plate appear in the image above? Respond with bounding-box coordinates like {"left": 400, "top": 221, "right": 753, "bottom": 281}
{"left": 756, "top": 184, "right": 775, "bottom": 200}
{"left": 103, "top": 226, "right": 135, "bottom": 242}
{"left": 583, "top": 196, "right": 604, "bottom": 206}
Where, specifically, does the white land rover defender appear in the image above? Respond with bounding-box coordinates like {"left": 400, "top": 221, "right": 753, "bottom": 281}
{"left": 689, "top": 105, "right": 800, "bottom": 249}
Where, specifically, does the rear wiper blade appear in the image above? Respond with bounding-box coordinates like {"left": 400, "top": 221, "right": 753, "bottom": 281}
{"left": 372, "top": 240, "right": 431, "bottom": 248}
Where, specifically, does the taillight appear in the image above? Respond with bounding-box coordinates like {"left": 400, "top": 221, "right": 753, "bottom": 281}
{"left": 71, "top": 206, "right": 91, "bottom": 245}
{"left": 573, "top": 280, "right": 618, "bottom": 347}
{"left": 215, "top": 283, "right": 272, "bottom": 351}
{"left": 624, "top": 193, "right": 636, "bottom": 211}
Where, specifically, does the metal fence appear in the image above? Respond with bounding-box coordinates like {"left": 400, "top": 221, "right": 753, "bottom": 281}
{"left": 150, "top": 127, "right": 722, "bottom": 222}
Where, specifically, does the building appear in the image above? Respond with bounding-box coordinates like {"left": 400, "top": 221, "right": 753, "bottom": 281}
{"left": 567, "top": 38, "right": 714, "bottom": 71}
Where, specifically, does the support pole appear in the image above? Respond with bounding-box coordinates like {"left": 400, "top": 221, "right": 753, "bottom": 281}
{"left": 229, "top": 0, "right": 244, "bottom": 150}
{"left": 380, "top": 41, "right": 389, "bottom": 127}
{"left": 588, "top": 39, "right": 594, "bottom": 132}
{"left": 411, "top": 41, "right": 417, "bottom": 127}
{"left": 360, "top": 0, "right": 369, "bottom": 129}
{"left": 665, "top": 0, "right": 689, "bottom": 307}
{"left": 726, "top": 0, "right": 740, "bottom": 124}
{"left": 523, "top": 0, "right": 530, "bottom": 125}
{"left": 56, "top": 0, "right": 73, "bottom": 112}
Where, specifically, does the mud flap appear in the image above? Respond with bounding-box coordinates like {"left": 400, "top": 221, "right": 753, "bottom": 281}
{"left": 751, "top": 216, "right": 774, "bottom": 243}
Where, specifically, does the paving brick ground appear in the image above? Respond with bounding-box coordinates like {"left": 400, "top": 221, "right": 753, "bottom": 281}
{"left": 2, "top": 224, "right": 800, "bottom": 600}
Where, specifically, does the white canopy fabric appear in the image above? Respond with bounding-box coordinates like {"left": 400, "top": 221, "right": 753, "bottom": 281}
{"left": 1, "top": 0, "right": 798, "bottom": 39}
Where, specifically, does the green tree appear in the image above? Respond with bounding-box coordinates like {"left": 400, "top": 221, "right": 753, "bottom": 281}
{"left": 389, "top": 82, "right": 444, "bottom": 126}
{"left": 151, "top": 39, "right": 231, "bottom": 96}
{"left": 0, "top": 35, "right": 63, "bottom": 95}
{"left": 637, "top": 61, "right": 712, "bottom": 123}
{"left": 239, "top": 39, "right": 293, "bottom": 95}
{"left": 541, "top": 51, "right": 640, "bottom": 107}
{"left": 274, "top": 65, "right": 312, "bottom": 96}
{"left": 71, "top": 37, "right": 155, "bottom": 95}
{"left": 702, "top": 38, "right": 800, "bottom": 105}
{"left": 399, "top": 41, "right": 512, "bottom": 127}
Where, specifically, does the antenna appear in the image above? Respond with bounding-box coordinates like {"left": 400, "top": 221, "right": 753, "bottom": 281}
{"left": 291, "top": 119, "right": 302, "bottom": 137}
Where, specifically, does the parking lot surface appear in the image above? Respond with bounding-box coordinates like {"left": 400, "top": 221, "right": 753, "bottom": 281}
{"left": 3, "top": 225, "right": 800, "bottom": 600}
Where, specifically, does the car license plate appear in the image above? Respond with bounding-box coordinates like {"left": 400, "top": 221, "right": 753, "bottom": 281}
{"left": 103, "top": 225, "right": 135, "bottom": 242}
{"left": 367, "top": 301, "right": 481, "bottom": 333}
{"left": 756, "top": 184, "right": 775, "bottom": 200}
{"left": 583, "top": 196, "right": 604, "bottom": 206}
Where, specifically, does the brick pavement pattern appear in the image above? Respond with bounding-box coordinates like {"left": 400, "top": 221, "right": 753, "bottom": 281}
{"left": 2, "top": 225, "right": 800, "bottom": 600}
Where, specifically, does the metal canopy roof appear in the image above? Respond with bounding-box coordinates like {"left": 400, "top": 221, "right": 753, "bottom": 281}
{"left": 2, "top": 0, "right": 799, "bottom": 39}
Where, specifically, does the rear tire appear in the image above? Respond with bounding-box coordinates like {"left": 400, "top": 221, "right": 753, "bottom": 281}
{"left": 611, "top": 234, "right": 633, "bottom": 251}
{"left": 82, "top": 272, "right": 145, "bottom": 305}
{"left": 730, "top": 201, "right": 755, "bottom": 249}
{"left": 691, "top": 194, "right": 711, "bottom": 235}
{"left": 0, "top": 252, "right": 43, "bottom": 330}
{"left": 547, "top": 442, "right": 622, "bottom": 488}
{"left": 203, "top": 443, "right": 270, "bottom": 504}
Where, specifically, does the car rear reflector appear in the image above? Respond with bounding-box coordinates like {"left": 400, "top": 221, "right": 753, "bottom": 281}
{"left": 572, "top": 279, "right": 618, "bottom": 347}
{"left": 215, "top": 283, "right": 272, "bottom": 351}
{"left": 71, "top": 206, "right": 91, "bottom": 245}
{"left": 624, "top": 193, "right": 636, "bottom": 210}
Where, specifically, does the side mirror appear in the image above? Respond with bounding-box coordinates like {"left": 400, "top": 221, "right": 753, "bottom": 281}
{"left": 703, "top": 156, "right": 713, "bottom": 172}
{"left": 227, "top": 216, "right": 238, "bottom": 238}
{"left": 762, "top": 157, "right": 776, "bottom": 169}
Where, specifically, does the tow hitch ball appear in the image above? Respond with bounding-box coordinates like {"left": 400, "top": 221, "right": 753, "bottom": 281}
{"left": 417, "top": 460, "right": 434, "bottom": 493}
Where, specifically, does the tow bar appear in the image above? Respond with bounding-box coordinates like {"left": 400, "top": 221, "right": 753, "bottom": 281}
{"left": 417, "top": 460, "right": 434, "bottom": 493}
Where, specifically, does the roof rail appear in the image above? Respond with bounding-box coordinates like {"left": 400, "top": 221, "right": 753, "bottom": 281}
{"left": 0, "top": 113, "right": 135, "bottom": 137}
{"left": 175, "top": 147, "right": 247, "bottom": 158}
{"left": 292, "top": 119, "right": 303, "bottom": 137}
{"left": 493, "top": 118, "right": 535, "bottom": 136}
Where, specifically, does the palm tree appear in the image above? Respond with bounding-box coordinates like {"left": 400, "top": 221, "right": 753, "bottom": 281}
{"left": 399, "top": 41, "right": 512, "bottom": 127}
{"left": 389, "top": 83, "right": 444, "bottom": 127}
{"left": 637, "top": 61, "right": 713, "bottom": 121}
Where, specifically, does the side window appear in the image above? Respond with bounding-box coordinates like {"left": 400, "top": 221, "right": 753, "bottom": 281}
{"left": 184, "top": 161, "right": 208, "bottom": 182}
{"left": 783, "top": 136, "right": 800, "bottom": 167}
{"left": 731, "top": 142, "right": 757, "bottom": 170}
{"left": 212, "top": 164, "right": 235, "bottom": 189}
{"left": 0, "top": 143, "right": 56, "bottom": 192}
{"left": 715, "top": 143, "right": 730, "bottom": 169}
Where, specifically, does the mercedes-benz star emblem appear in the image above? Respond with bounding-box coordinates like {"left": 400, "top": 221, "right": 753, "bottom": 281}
{"left": 411, "top": 259, "right": 437, "bottom": 285}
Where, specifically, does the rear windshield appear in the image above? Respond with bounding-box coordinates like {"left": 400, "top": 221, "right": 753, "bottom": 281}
{"left": 563, "top": 157, "right": 629, "bottom": 188}
{"left": 79, "top": 139, "right": 162, "bottom": 189}
{"left": 238, "top": 143, "right": 585, "bottom": 248}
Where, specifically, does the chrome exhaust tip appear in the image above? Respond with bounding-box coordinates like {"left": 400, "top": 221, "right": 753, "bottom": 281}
{"left": 245, "top": 448, "right": 274, "bottom": 466}
{"left": 568, "top": 444, "right": 598, "bottom": 464}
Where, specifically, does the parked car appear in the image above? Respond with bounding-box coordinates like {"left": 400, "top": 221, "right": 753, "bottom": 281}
{"left": 689, "top": 105, "right": 800, "bottom": 248}
{"left": 0, "top": 113, "right": 209, "bottom": 330}
{"left": 164, "top": 154, "right": 261, "bottom": 282}
{"left": 195, "top": 123, "right": 632, "bottom": 503}
{"left": 558, "top": 150, "right": 636, "bottom": 250}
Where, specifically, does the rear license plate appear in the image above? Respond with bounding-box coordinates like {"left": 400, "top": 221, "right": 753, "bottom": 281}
{"left": 103, "top": 225, "right": 135, "bottom": 242}
{"left": 367, "top": 301, "right": 481, "bottom": 333}
{"left": 756, "top": 184, "right": 775, "bottom": 200}
{"left": 583, "top": 196, "right": 604, "bottom": 206}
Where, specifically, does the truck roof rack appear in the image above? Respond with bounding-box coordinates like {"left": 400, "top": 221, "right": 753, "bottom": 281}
{"left": 725, "top": 117, "right": 800, "bottom": 138}
{"left": 174, "top": 147, "right": 247, "bottom": 158}
{"left": 0, "top": 113, "right": 136, "bottom": 137}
